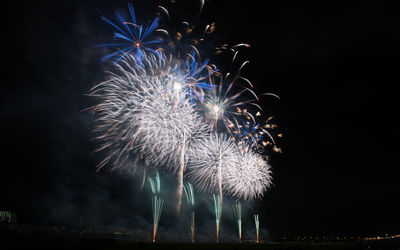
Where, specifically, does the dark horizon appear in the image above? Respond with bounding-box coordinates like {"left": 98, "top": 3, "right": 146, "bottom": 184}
{"left": 1, "top": 0, "right": 399, "bottom": 239}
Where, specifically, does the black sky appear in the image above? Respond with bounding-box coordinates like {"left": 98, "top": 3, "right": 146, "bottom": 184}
{"left": 1, "top": 0, "right": 399, "bottom": 239}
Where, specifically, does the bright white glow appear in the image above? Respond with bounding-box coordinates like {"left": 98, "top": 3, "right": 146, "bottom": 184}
{"left": 173, "top": 81, "right": 182, "bottom": 91}
{"left": 213, "top": 105, "right": 221, "bottom": 115}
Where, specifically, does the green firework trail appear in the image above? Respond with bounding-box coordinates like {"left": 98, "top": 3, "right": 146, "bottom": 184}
{"left": 213, "top": 194, "right": 222, "bottom": 242}
{"left": 254, "top": 214, "right": 259, "bottom": 243}
{"left": 183, "top": 182, "right": 195, "bottom": 242}
{"left": 147, "top": 172, "right": 164, "bottom": 242}
{"left": 233, "top": 201, "right": 242, "bottom": 242}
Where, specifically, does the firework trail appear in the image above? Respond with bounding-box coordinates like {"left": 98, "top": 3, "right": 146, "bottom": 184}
{"left": 213, "top": 194, "right": 222, "bottom": 243}
{"left": 254, "top": 214, "right": 260, "bottom": 243}
{"left": 147, "top": 172, "right": 163, "bottom": 242}
{"left": 183, "top": 182, "right": 195, "bottom": 243}
{"left": 232, "top": 201, "right": 242, "bottom": 242}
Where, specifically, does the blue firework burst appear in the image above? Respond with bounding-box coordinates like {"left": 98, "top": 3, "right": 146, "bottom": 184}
{"left": 237, "top": 121, "right": 262, "bottom": 149}
{"left": 97, "top": 2, "right": 163, "bottom": 63}
{"left": 237, "top": 121, "right": 275, "bottom": 150}
{"left": 183, "top": 51, "right": 216, "bottom": 102}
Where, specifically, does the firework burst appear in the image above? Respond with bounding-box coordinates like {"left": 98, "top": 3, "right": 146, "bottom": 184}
{"left": 224, "top": 147, "right": 272, "bottom": 200}
{"left": 187, "top": 134, "right": 272, "bottom": 200}
{"left": 201, "top": 70, "right": 260, "bottom": 135}
{"left": 92, "top": 2, "right": 280, "bottom": 228}
{"left": 90, "top": 52, "right": 210, "bottom": 213}
{"left": 187, "top": 133, "right": 237, "bottom": 198}
{"left": 177, "top": 51, "right": 216, "bottom": 103}
{"left": 97, "top": 2, "right": 163, "bottom": 63}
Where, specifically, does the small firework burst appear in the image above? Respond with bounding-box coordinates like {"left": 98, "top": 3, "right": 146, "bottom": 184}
{"left": 201, "top": 71, "right": 260, "bottom": 134}
{"left": 97, "top": 2, "right": 163, "bottom": 63}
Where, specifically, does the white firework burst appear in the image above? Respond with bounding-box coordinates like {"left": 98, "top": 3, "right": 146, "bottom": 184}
{"left": 224, "top": 147, "right": 272, "bottom": 200}
{"left": 90, "top": 52, "right": 208, "bottom": 173}
{"left": 187, "top": 134, "right": 272, "bottom": 200}
{"left": 187, "top": 133, "right": 238, "bottom": 194}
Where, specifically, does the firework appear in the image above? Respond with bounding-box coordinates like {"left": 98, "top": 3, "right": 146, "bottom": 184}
{"left": 213, "top": 194, "right": 222, "bottom": 243}
{"left": 187, "top": 133, "right": 236, "bottom": 200}
{"left": 92, "top": 2, "right": 280, "bottom": 235}
{"left": 177, "top": 51, "right": 215, "bottom": 103}
{"left": 187, "top": 134, "right": 272, "bottom": 200}
{"left": 224, "top": 147, "right": 273, "bottom": 200}
{"left": 254, "top": 214, "right": 260, "bottom": 243}
{"left": 237, "top": 121, "right": 275, "bottom": 151}
{"left": 91, "top": 52, "right": 209, "bottom": 212}
{"left": 97, "top": 2, "right": 163, "bottom": 63}
{"left": 202, "top": 70, "right": 260, "bottom": 134}
{"left": 183, "top": 182, "right": 195, "bottom": 242}
{"left": 232, "top": 201, "right": 242, "bottom": 242}
{"left": 90, "top": 53, "right": 199, "bottom": 169}
{"left": 147, "top": 172, "right": 163, "bottom": 242}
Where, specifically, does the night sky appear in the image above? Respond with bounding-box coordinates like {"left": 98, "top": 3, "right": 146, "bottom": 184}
{"left": 1, "top": 0, "right": 399, "bottom": 239}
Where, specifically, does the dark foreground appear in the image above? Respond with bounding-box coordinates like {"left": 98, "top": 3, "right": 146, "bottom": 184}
{"left": 1, "top": 237, "right": 399, "bottom": 250}
{"left": 1, "top": 225, "right": 399, "bottom": 250}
